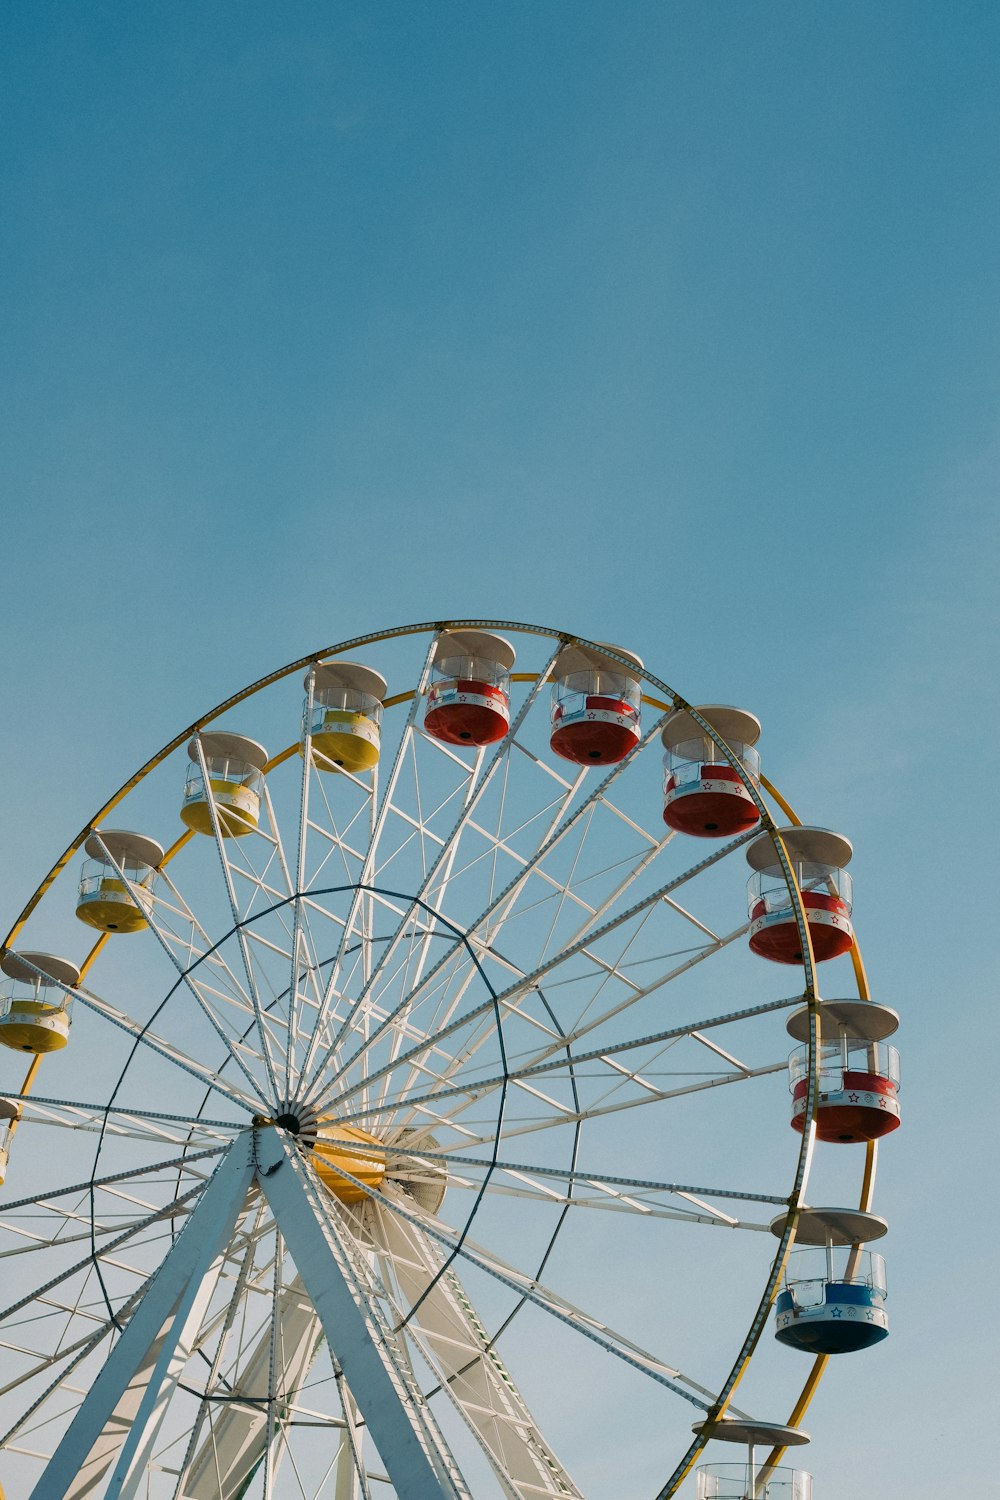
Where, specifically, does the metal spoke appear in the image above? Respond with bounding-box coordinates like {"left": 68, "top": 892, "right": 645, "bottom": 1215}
{"left": 315, "top": 835, "right": 759, "bottom": 1117}
{"left": 90, "top": 832, "right": 274, "bottom": 1108}
{"left": 192, "top": 734, "right": 284, "bottom": 1104}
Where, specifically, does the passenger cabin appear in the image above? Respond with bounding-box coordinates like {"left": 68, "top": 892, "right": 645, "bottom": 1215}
{"left": 311, "top": 1120, "right": 386, "bottom": 1204}
{"left": 303, "top": 661, "right": 387, "bottom": 773}
{"left": 181, "top": 732, "right": 268, "bottom": 838}
{"left": 76, "top": 830, "right": 164, "bottom": 934}
{"left": 661, "top": 706, "right": 761, "bottom": 838}
{"left": 746, "top": 827, "right": 854, "bottom": 965}
{"left": 771, "top": 1207, "right": 889, "bottom": 1354}
{"left": 0, "top": 951, "right": 80, "bottom": 1054}
{"left": 692, "top": 1418, "right": 812, "bottom": 1500}
{"left": 549, "top": 643, "right": 643, "bottom": 766}
{"left": 786, "top": 999, "right": 901, "bottom": 1143}
{"left": 424, "top": 630, "right": 515, "bottom": 747}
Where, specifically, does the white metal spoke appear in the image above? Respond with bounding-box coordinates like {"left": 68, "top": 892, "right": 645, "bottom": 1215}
{"left": 333, "top": 981, "right": 794, "bottom": 1133}
{"left": 298, "top": 642, "right": 436, "bottom": 1086}
{"left": 90, "top": 833, "right": 274, "bottom": 1110}
{"left": 382, "top": 1146, "right": 788, "bottom": 1208}
{"left": 286, "top": 670, "right": 318, "bottom": 1103}
{"left": 317, "top": 837, "right": 758, "bottom": 1119}
{"left": 25, "top": 974, "right": 262, "bottom": 1116}
{"left": 355, "top": 1062, "right": 787, "bottom": 1155}
{"left": 192, "top": 734, "right": 284, "bottom": 1104}
{"left": 320, "top": 1166, "right": 713, "bottom": 1412}
{"left": 370, "top": 1196, "right": 582, "bottom": 1499}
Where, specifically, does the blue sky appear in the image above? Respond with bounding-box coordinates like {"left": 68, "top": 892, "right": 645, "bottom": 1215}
{"left": 2, "top": 3, "right": 999, "bottom": 1495}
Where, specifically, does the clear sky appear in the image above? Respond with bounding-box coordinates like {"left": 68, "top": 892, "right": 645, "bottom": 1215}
{"left": 2, "top": 3, "right": 999, "bottom": 1496}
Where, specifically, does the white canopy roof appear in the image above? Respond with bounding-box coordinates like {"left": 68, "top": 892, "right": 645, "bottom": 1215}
{"left": 84, "top": 829, "right": 165, "bottom": 868}
{"left": 661, "top": 704, "right": 761, "bottom": 752}
{"left": 551, "top": 641, "right": 643, "bottom": 682}
{"left": 187, "top": 732, "right": 269, "bottom": 771}
{"left": 768, "top": 1207, "right": 888, "bottom": 1245}
{"left": 1, "top": 951, "right": 81, "bottom": 988}
{"left": 305, "top": 661, "right": 388, "bottom": 700}
{"left": 786, "top": 998, "right": 899, "bottom": 1043}
{"left": 746, "top": 826, "right": 853, "bottom": 872}
{"left": 692, "top": 1418, "right": 810, "bottom": 1447}
{"left": 431, "top": 630, "right": 516, "bottom": 671}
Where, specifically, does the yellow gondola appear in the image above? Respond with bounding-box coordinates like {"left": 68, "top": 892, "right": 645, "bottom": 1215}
{"left": 76, "top": 829, "right": 164, "bottom": 933}
{"left": 0, "top": 951, "right": 80, "bottom": 1053}
{"left": 181, "top": 731, "right": 268, "bottom": 838}
{"left": 303, "top": 661, "right": 387, "bottom": 773}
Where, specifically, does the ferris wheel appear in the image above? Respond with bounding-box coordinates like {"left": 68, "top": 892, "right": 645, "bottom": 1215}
{"left": 0, "top": 621, "right": 898, "bottom": 1500}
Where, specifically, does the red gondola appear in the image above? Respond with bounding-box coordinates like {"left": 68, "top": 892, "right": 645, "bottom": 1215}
{"left": 786, "top": 999, "right": 901, "bottom": 1143}
{"left": 549, "top": 643, "right": 643, "bottom": 766}
{"left": 661, "top": 706, "right": 761, "bottom": 838}
{"left": 746, "top": 827, "right": 854, "bottom": 965}
{"left": 424, "top": 630, "right": 516, "bottom": 747}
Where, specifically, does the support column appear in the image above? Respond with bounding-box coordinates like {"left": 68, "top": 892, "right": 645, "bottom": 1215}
{"left": 255, "top": 1127, "right": 469, "bottom": 1500}
{"left": 32, "top": 1133, "right": 257, "bottom": 1500}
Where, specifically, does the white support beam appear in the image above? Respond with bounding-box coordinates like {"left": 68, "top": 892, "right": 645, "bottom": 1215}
{"left": 31, "top": 1133, "right": 257, "bottom": 1500}
{"left": 110, "top": 1240, "right": 232, "bottom": 1499}
{"left": 334, "top": 1380, "right": 365, "bottom": 1500}
{"left": 373, "top": 1189, "right": 582, "bottom": 1499}
{"left": 64, "top": 1321, "right": 172, "bottom": 1500}
{"left": 181, "top": 1274, "right": 321, "bottom": 1499}
{"left": 255, "top": 1127, "right": 471, "bottom": 1500}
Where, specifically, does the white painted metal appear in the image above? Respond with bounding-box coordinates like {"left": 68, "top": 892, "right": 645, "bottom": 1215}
{"left": 84, "top": 829, "right": 165, "bottom": 867}
{"left": 308, "top": 661, "right": 388, "bottom": 700}
{"left": 767, "top": 1207, "right": 889, "bottom": 1245}
{"left": 192, "top": 732, "right": 283, "bottom": 1107}
{"left": 550, "top": 642, "right": 644, "bottom": 680}
{"left": 430, "top": 630, "right": 516, "bottom": 670}
{"left": 110, "top": 1241, "right": 232, "bottom": 1499}
{"left": 786, "top": 998, "right": 899, "bottom": 1042}
{"left": 187, "top": 731, "right": 269, "bottom": 770}
{"left": 181, "top": 1272, "right": 322, "bottom": 1498}
{"left": 255, "top": 1126, "right": 471, "bottom": 1500}
{"left": 372, "top": 1186, "right": 583, "bottom": 1499}
{"left": 64, "top": 1316, "right": 173, "bottom": 1499}
{"left": 30, "top": 1134, "right": 256, "bottom": 1500}
{"left": 746, "top": 825, "right": 853, "bottom": 871}
{"left": 0, "top": 950, "right": 81, "bottom": 987}
{"left": 691, "top": 1419, "right": 810, "bottom": 1447}
{"left": 661, "top": 706, "right": 761, "bottom": 752}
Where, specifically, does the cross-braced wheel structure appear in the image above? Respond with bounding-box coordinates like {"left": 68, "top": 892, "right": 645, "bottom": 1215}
{"left": 0, "top": 621, "right": 885, "bottom": 1500}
